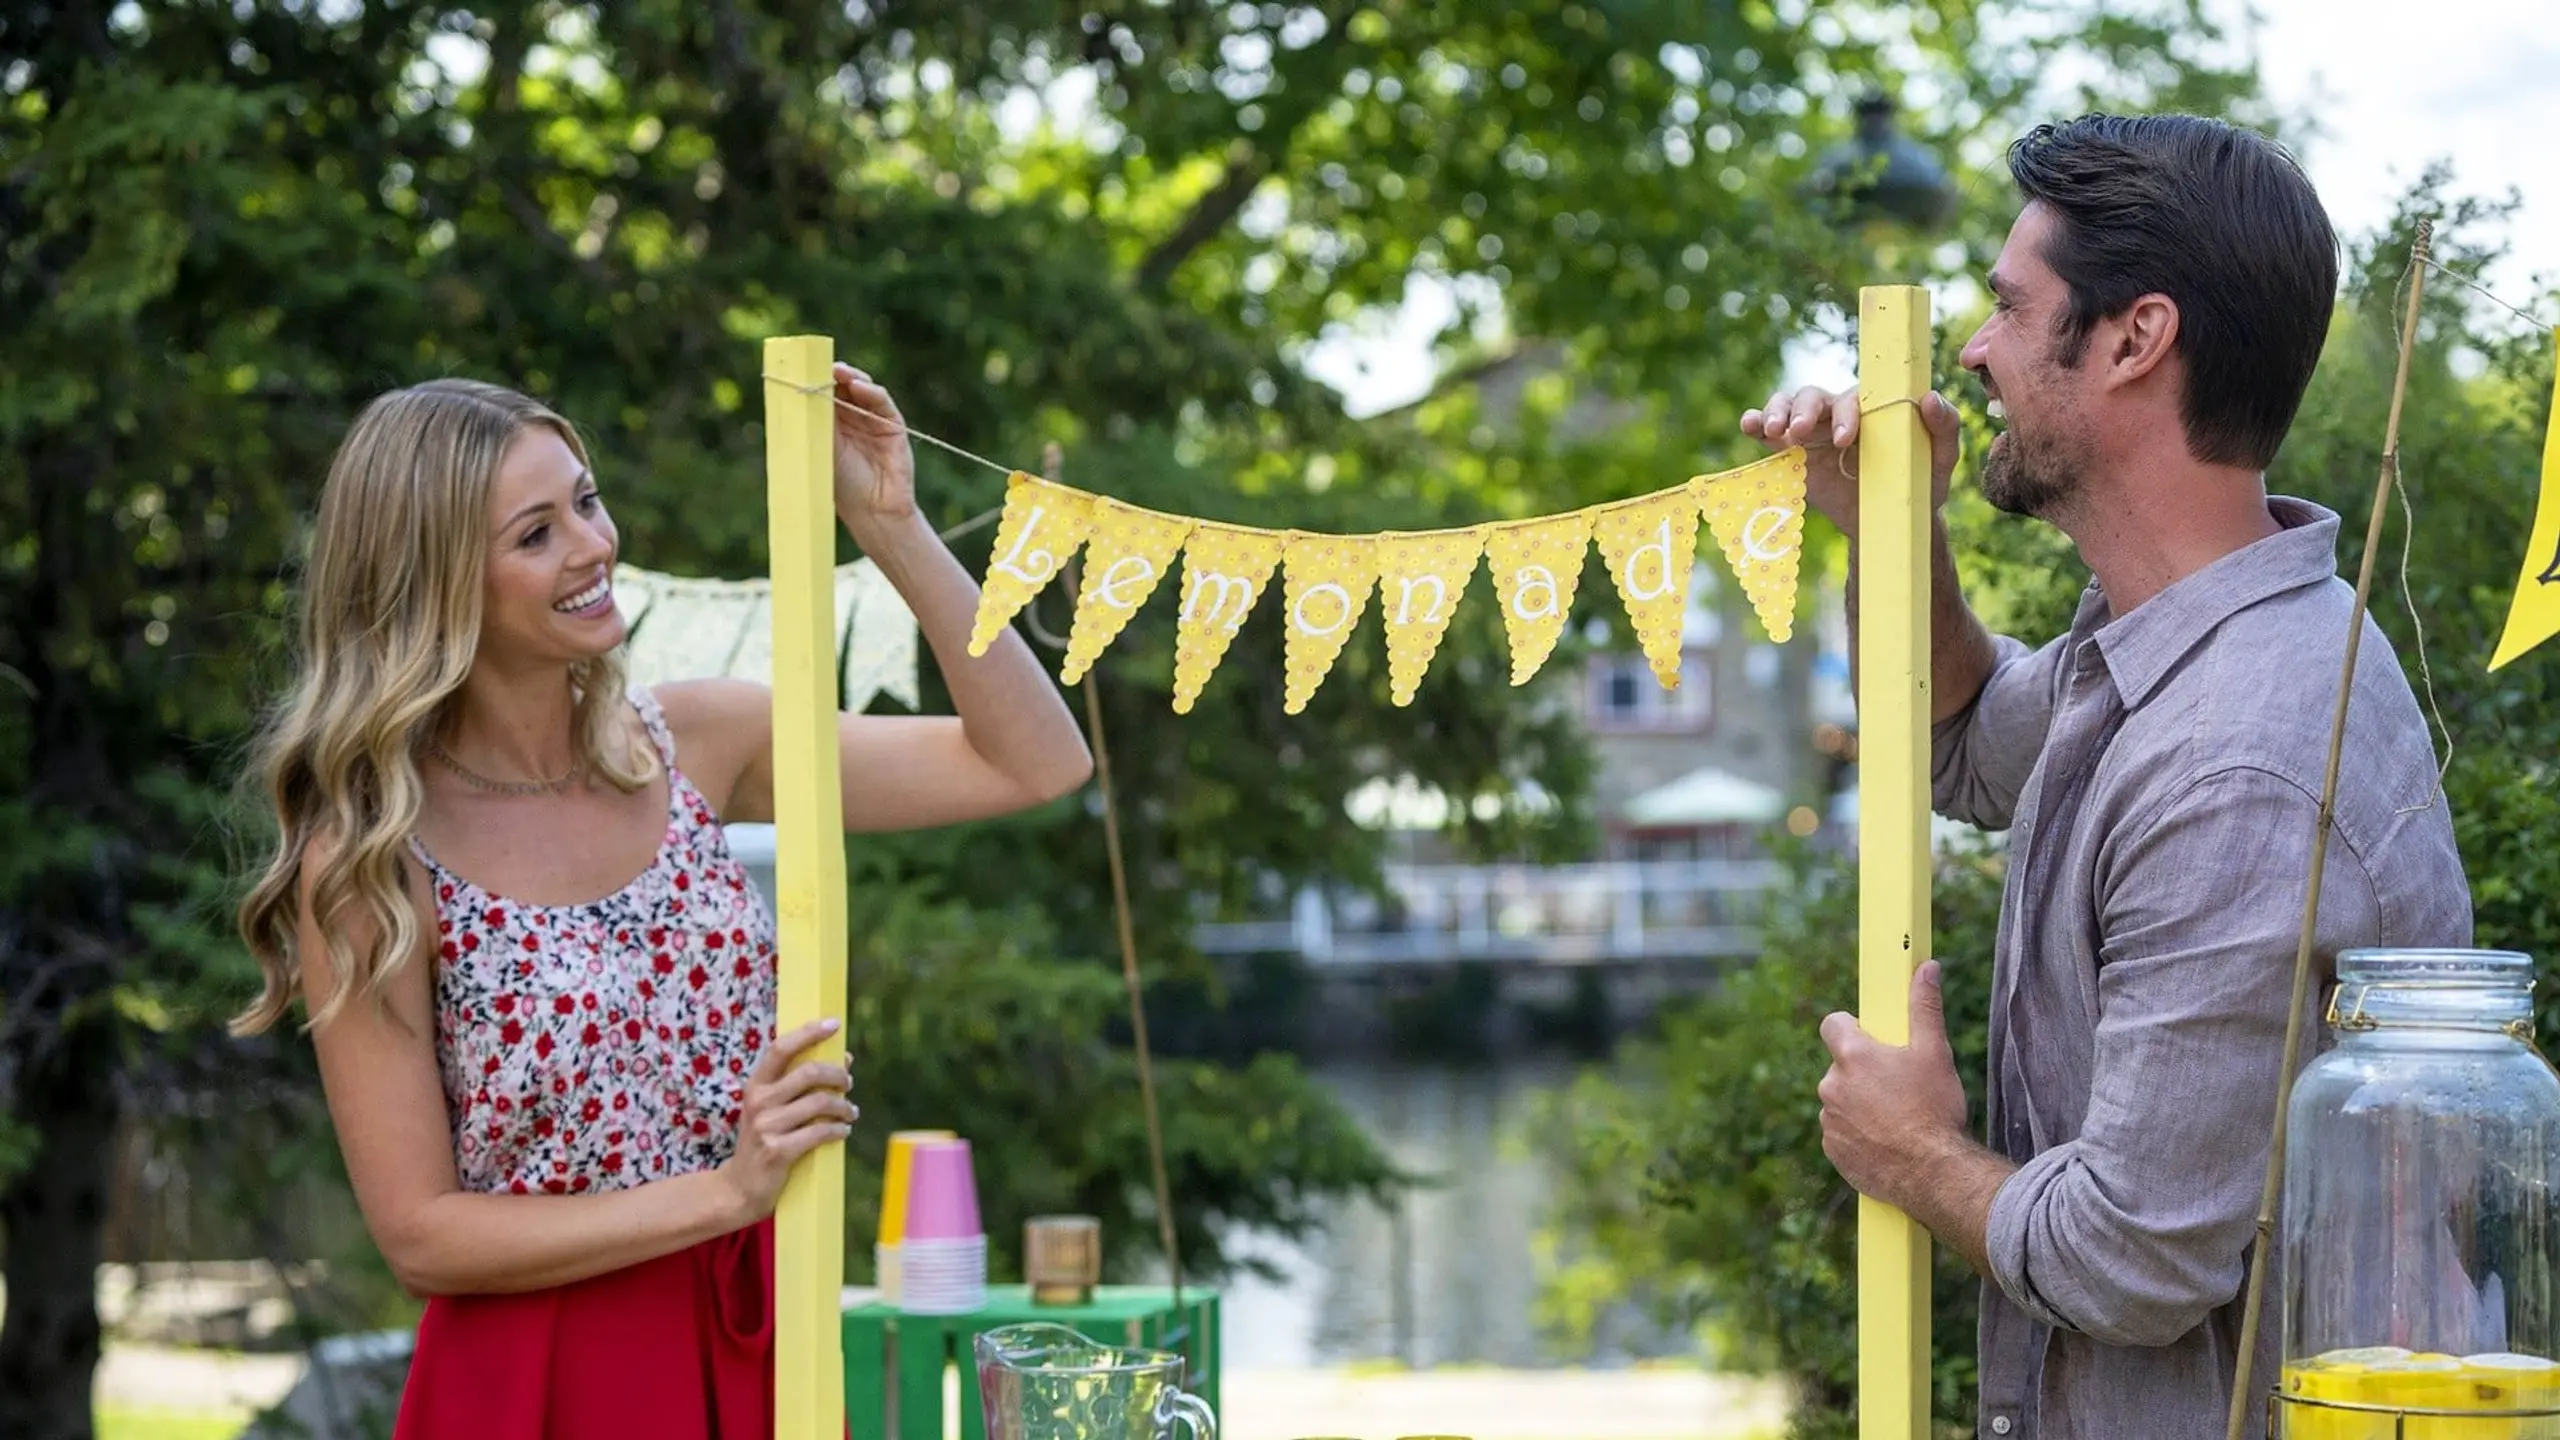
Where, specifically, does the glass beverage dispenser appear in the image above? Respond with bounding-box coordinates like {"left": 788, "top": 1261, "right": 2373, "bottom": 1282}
{"left": 2280, "top": 949, "right": 2560, "bottom": 1437}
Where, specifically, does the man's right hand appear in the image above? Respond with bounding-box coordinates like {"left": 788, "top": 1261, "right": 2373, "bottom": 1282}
{"left": 1738, "top": 386, "right": 1963, "bottom": 543}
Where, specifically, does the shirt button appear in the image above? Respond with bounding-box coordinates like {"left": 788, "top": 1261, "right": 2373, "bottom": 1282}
{"left": 1991, "top": 1417, "right": 2014, "bottom": 1436}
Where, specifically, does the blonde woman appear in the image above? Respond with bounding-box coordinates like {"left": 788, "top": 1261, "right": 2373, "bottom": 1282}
{"left": 234, "top": 367, "right": 1092, "bottom": 1438}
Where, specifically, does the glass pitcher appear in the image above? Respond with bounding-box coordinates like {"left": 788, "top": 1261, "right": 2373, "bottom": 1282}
{"left": 2279, "top": 949, "right": 2560, "bottom": 1437}
{"left": 975, "top": 1322, "right": 1218, "bottom": 1440}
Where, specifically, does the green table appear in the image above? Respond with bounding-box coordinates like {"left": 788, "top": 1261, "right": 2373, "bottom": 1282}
{"left": 841, "top": 1285, "right": 1220, "bottom": 1440}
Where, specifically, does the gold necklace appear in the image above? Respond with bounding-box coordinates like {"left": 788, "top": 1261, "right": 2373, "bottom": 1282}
{"left": 424, "top": 736, "right": 582, "bottom": 797}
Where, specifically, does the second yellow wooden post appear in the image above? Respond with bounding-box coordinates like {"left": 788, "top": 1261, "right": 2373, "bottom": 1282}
{"left": 1855, "top": 284, "right": 1935, "bottom": 1440}
{"left": 763, "top": 336, "right": 851, "bottom": 1440}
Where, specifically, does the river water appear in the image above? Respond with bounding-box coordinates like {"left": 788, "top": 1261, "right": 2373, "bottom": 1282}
{"left": 1179, "top": 1058, "right": 1691, "bottom": 1371}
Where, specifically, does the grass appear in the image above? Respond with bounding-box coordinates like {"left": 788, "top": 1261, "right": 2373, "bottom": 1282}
{"left": 97, "top": 1407, "right": 250, "bottom": 1440}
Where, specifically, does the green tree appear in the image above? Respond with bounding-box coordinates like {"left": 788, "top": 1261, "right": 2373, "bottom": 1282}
{"left": 2275, "top": 187, "right": 2560, "bottom": 993}
{"left": 0, "top": 1, "right": 2084, "bottom": 1434}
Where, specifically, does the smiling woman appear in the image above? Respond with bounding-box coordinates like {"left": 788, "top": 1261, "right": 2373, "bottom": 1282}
{"left": 221, "top": 368, "right": 1092, "bottom": 1439}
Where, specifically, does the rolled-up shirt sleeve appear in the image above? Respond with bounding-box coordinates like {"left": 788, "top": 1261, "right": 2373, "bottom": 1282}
{"left": 1930, "top": 634, "right": 2063, "bottom": 830}
{"left": 1984, "top": 766, "right": 2382, "bottom": 1348}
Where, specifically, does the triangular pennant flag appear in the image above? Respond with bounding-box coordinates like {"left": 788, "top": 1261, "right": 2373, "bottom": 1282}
{"left": 1483, "top": 511, "right": 1594, "bottom": 686}
{"left": 1171, "top": 524, "right": 1285, "bottom": 713}
{"left": 2489, "top": 334, "right": 2560, "bottom": 671}
{"left": 1374, "top": 530, "right": 1485, "bottom": 706}
{"left": 968, "top": 474, "right": 1095, "bottom": 657}
{"left": 1280, "top": 533, "right": 1380, "bottom": 714}
{"left": 1592, "top": 488, "right": 1700, "bottom": 689}
{"left": 617, "top": 574, "right": 760, "bottom": 689}
{"left": 1695, "top": 450, "right": 1808, "bottom": 643}
{"left": 843, "top": 560, "right": 920, "bottom": 712}
{"left": 1060, "top": 502, "right": 1194, "bottom": 684}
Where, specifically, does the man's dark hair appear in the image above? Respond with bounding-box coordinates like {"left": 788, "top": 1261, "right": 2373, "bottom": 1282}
{"left": 2007, "top": 114, "right": 2338, "bottom": 471}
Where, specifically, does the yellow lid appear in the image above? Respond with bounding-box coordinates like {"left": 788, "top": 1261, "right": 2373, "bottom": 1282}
{"left": 2286, "top": 1347, "right": 2410, "bottom": 1400}
{"left": 2464, "top": 1354, "right": 2560, "bottom": 1372}
{"left": 2327, "top": 1347, "right": 2418, "bottom": 1366}
{"left": 2463, "top": 1353, "right": 2560, "bottom": 1408}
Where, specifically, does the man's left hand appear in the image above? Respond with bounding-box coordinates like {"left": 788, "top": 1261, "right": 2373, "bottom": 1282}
{"left": 1817, "top": 960, "right": 1971, "bottom": 1210}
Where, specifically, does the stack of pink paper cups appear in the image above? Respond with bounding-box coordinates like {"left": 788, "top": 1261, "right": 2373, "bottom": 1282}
{"left": 890, "top": 1137, "right": 986, "bottom": 1314}
{"left": 874, "top": 1129, "right": 952, "bottom": 1306}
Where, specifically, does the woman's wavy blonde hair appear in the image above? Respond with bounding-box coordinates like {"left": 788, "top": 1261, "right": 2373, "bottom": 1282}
{"left": 233, "top": 379, "right": 656, "bottom": 1036}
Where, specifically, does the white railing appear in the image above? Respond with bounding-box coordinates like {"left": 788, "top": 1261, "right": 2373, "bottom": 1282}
{"left": 1195, "top": 858, "right": 1781, "bottom": 966}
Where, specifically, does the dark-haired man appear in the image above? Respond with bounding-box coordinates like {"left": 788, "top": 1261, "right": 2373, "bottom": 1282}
{"left": 1741, "top": 114, "right": 2472, "bottom": 1438}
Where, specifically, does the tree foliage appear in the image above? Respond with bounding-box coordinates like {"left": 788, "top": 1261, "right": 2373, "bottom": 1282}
{"left": 0, "top": 0, "right": 2112, "bottom": 1434}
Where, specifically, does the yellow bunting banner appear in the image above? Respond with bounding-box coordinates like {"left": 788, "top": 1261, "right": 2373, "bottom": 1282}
{"left": 967, "top": 474, "right": 1095, "bottom": 657}
{"left": 1483, "top": 510, "right": 1596, "bottom": 686}
{"left": 1171, "top": 524, "right": 1285, "bottom": 713}
{"left": 1593, "top": 490, "right": 1702, "bottom": 688}
{"left": 1060, "top": 502, "right": 1195, "bottom": 685}
{"left": 1280, "top": 533, "right": 1381, "bottom": 713}
{"left": 2488, "top": 334, "right": 2560, "bottom": 671}
{"left": 1697, "top": 450, "right": 1810, "bottom": 643}
{"left": 960, "top": 450, "right": 1815, "bottom": 710}
{"left": 1374, "top": 529, "right": 1486, "bottom": 706}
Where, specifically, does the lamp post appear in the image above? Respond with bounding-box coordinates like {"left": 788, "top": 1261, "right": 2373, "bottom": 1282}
{"left": 1810, "top": 92, "right": 1958, "bottom": 231}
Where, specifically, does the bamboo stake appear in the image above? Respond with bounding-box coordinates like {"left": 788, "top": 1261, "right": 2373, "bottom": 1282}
{"left": 1856, "top": 283, "right": 1935, "bottom": 1440}
{"left": 1046, "top": 442, "right": 1188, "bottom": 1348}
{"left": 2223, "top": 221, "right": 2434, "bottom": 1440}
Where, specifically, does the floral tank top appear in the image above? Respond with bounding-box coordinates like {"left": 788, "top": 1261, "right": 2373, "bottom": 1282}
{"left": 410, "top": 689, "right": 779, "bottom": 1196}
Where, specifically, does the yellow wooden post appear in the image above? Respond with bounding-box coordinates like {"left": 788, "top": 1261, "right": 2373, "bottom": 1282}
{"left": 1855, "top": 284, "right": 1934, "bottom": 1440}
{"left": 763, "top": 336, "right": 850, "bottom": 1440}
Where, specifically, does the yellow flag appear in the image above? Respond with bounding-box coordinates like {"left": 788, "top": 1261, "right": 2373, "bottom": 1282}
{"left": 1061, "top": 502, "right": 1194, "bottom": 685}
{"left": 2489, "top": 337, "right": 2560, "bottom": 671}
{"left": 1170, "top": 525, "right": 1285, "bottom": 713}
{"left": 1593, "top": 488, "right": 1700, "bottom": 689}
{"left": 1374, "top": 530, "right": 1485, "bottom": 705}
{"left": 1697, "top": 450, "right": 1808, "bottom": 643}
{"left": 1279, "top": 533, "right": 1380, "bottom": 714}
{"left": 967, "top": 474, "right": 1094, "bottom": 657}
{"left": 1483, "top": 512, "right": 1594, "bottom": 686}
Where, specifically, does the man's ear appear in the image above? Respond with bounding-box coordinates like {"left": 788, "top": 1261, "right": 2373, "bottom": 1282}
{"left": 2100, "top": 293, "right": 2180, "bottom": 388}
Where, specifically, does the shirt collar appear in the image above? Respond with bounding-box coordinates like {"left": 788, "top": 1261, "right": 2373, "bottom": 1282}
{"left": 2083, "top": 495, "right": 2343, "bottom": 709}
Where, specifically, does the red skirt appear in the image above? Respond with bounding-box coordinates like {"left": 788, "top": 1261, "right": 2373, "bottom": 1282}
{"left": 394, "top": 1219, "right": 775, "bottom": 1440}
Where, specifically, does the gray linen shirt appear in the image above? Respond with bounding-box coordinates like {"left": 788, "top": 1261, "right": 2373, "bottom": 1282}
{"left": 1929, "top": 497, "right": 2472, "bottom": 1440}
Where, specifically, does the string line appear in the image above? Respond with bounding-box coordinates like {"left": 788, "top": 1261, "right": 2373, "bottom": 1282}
{"left": 2378, "top": 260, "right": 2459, "bottom": 814}
{"left": 1834, "top": 393, "right": 1927, "bottom": 482}
{"left": 765, "top": 371, "right": 1905, "bottom": 544}
{"left": 760, "top": 373, "right": 1019, "bottom": 479}
{"left": 2420, "top": 256, "right": 2557, "bottom": 333}
{"left": 2393, "top": 463, "right": 2455, "bottom": 811}
{"left": 937, "top": 505, "right": 1003, "bottom": 544}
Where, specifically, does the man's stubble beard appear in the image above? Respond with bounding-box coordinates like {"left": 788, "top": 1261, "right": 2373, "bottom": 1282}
{"left": 1979, "top": 425, "right": 2082, "bottom": 519}
{"left": 1979, "top": 330, "right": 2095, "bottom": 520}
